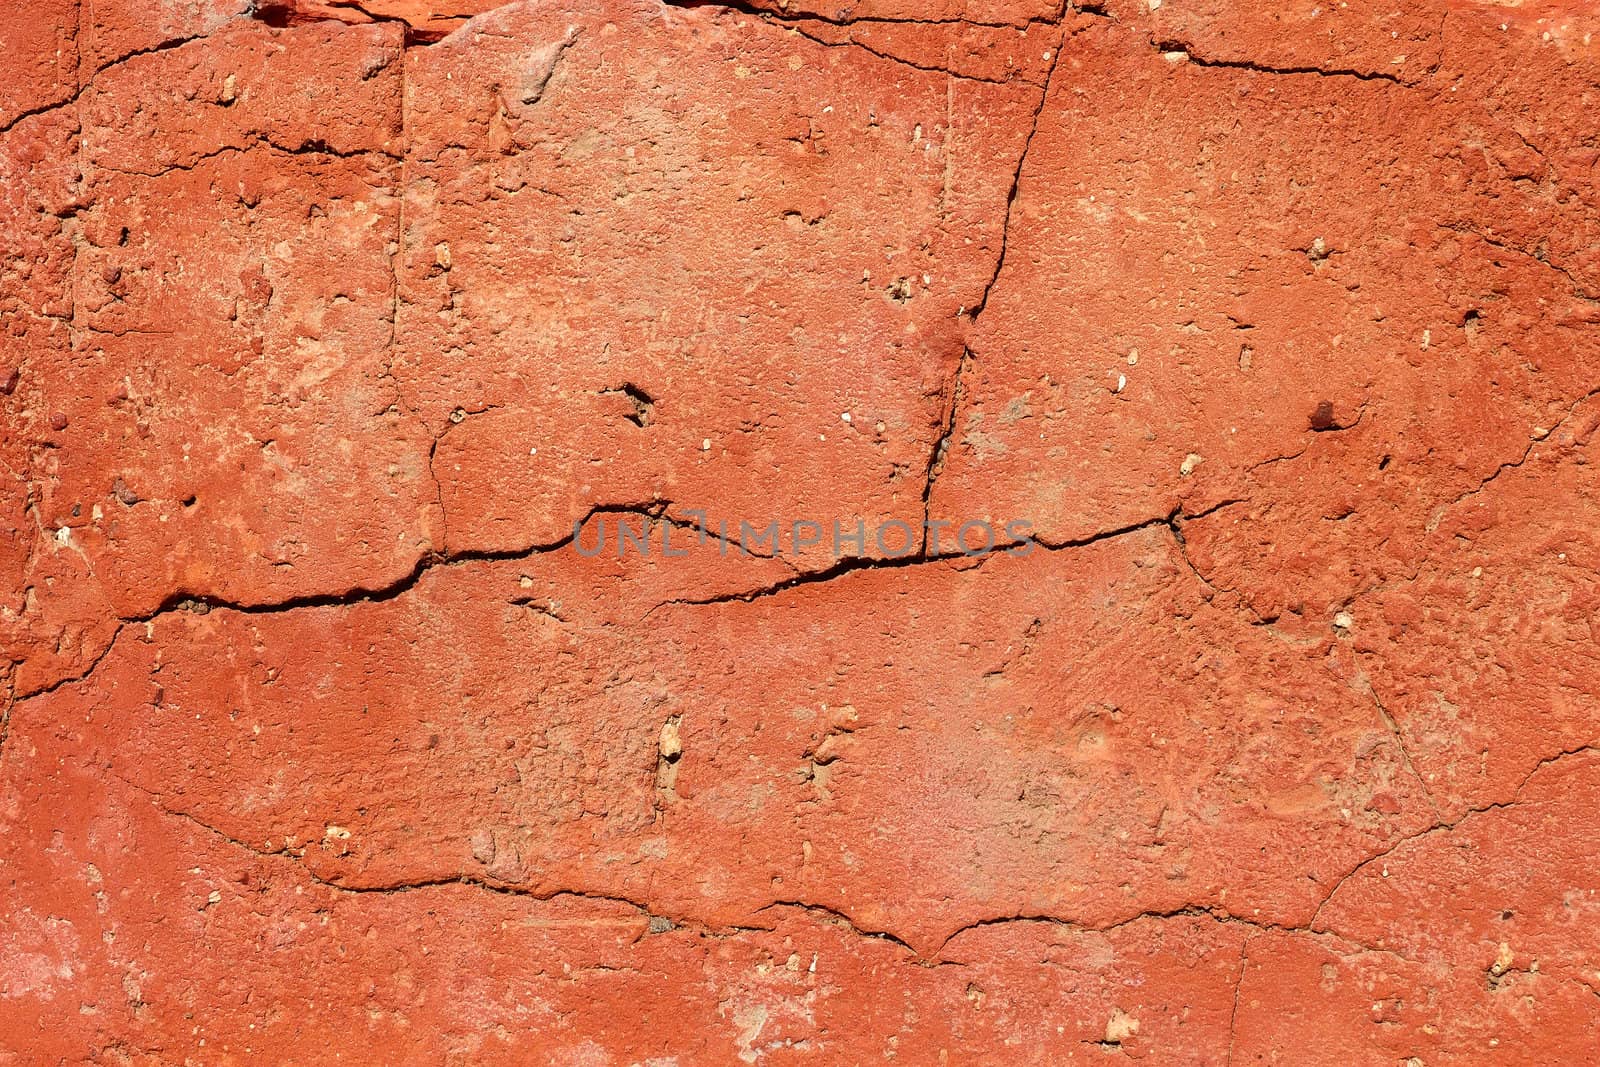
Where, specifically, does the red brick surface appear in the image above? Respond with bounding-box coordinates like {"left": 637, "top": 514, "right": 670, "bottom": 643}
{"left": 4, "top": 1, "right": 1600, "bottom": 1063}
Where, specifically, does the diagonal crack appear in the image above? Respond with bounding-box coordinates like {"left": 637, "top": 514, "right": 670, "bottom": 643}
{"left": 920, "top": 19, "right": 1068, "bottom": 549}
{"left": 0, "top": 32, "right": 220, "bottom": 138}
{"left": 1440, "top": 384, "right": 1600, "bottom": 515}
{"left": 1307, "top": 740, "right": 1600, "bottom": 933}
{"left": 1368, "top": 683, "right": 1441, "bottom": 819}
{"left": 130, "top": 502, "right": 668, "bottom": 619}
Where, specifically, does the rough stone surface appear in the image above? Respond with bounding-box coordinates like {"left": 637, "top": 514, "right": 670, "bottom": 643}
{"left": 3, "top": 0, "right": 1599, "bottom": 1062}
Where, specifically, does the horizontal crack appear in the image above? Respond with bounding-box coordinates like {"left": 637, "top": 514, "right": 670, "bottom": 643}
{"left": 83, "top": 774, "right": 1447, "bottom": 966}
{"left": 781, "top": 23, "right": 1033, "bottom": 85}
{"left": 132, "top": 501, "right": 669, "bottom": 620}
{"left": 644, "top": 510, "right": 1186, "bottom": 617}
{"left": 15, "top": 504, "right": 1229, "bottom": 702}
{"left": 88, "top": 137, "right": 397, "bottom": 180}
{"left": 664, "top": 0, "right": 1089, "bottom": 33}
{"left": 761, "top": 901, "right": 918, "bottom": 955}
{"left": 935, "top": 904, "right": 1414, "bottom": 964}
{"left": 1153, "top": 38, "right": 1409, "bottom": 84}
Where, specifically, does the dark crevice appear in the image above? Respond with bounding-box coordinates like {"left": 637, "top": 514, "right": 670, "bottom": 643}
{"left": 14, "top": 505, "right": 1221, "bottom": 675}
{"left": 0, "top": 93, "right": 78, "bottom": 138}
{"left": 760, "top": 901, "right": 918, "bottom": 955}
{"left": 918, "top": 346, "right": 975, "bottom": 553}
{"left": 1439, "top": 222, "right": 1600, "bottom": 303}
{"left": 251, "top": 1, "right": 461, "bottom": 45}
{"left": 0, "top": 673, "right": 16, "bottom": 768}
{"left": 122, "top": 501, "right": 670, "bottom": 624}
{"left": 1154, "top": 38, "right": 1408, "bottom": 85}
{"left": 665, "top": 0, "right": 1089, "bottom": 33}
{"left": 965, "top": 32, "right": 1064, "bottom": 320}
{"left": 250, "top": 2, "right": 293, "bottom": 28}
{"left": 113, "top": 775, "right": 718, "bottom": 932}
{"left": 90, "top": 138, "right": 397, "bottom": 180}
{"left": 601, "top": 383, "right": 656, "bottom": 427}
{"left": 650, "top": 504, "right": 1229, "bottom": 617}
{"left": 247, "top": 0, "right": 1098, "bottom": 53}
